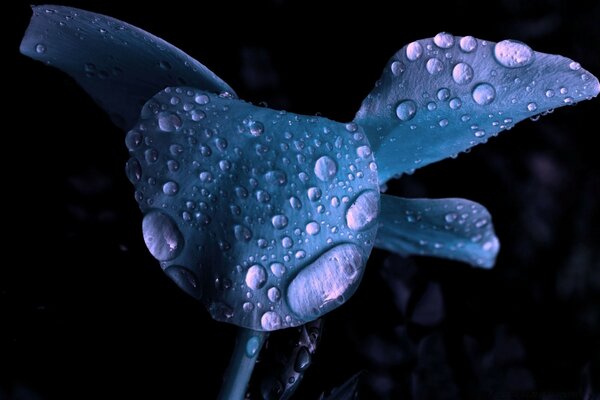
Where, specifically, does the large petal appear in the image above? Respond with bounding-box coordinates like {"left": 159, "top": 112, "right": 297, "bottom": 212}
{"left": 375, "top": 194, "right": 499, "bottom": 268}
{"left": 20, "top": 5, "right": 235, "bottom": 130}
{"left": 355, "top": 33, "right": 600, "bottom": 183}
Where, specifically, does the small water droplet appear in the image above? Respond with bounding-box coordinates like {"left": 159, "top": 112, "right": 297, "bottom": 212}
{"left": 270, "top": 262, "right": 286, "bottom": 278}
{"left": 427, "top": 102, "right": 437, "bottom": 111}
{"left": 459, "top": 36, "right": 477, "bottom": 52}
{"left": 391, "top": 60, "right": 405, "bottom": 76}
{"left": 35, "top": 43, "right": 46, "bottom": 54}
{"left": 406, "top": 41, "right": 423, "bottom": 61}
{"left": 438, "top": 119, "right": 449, "bottom": 128}
{"left": 545, "top": 89, "right": 555, "bottom": 98}
{"left": 434, "top": 32, "right": 454, "bottom": 48}
{"left": 265, "top": 170, "right": 287, "bottom": 186}
{"left": 144, "top": 148, "right": 158, "bottom": 164}
{"left": 142, "top": 211, "right": 183, "bottom": 261}
{"left": 452, "top": 62, "right": 474, "bottom": 85}
{"left": 246, "top": 264, "right": 267, "bottom": 290}
{"left": 493, "top": 40, "right": 534, "bottom": 68}
{"left": 256, "top": 190, "right": 270, "bottom": 203}
{"left": 268, "top": 287, "right": 281, "bottom": 302}
{"left": 248, "top": 121, "right": 264, "bottom": 136}
{"left": 165, "top": 266, "right": 201, "bottom": 299}
{"left": 307, "top": 187, "right": 322, "bottom": 201}
{"left": 162, "top": 181, "right": 179, "bottom": 196}
{"left": 194, "top": 94, "right": 210, "bottom": 105}
{"left": 444, "top": 213, "right": 458, "bottom": 223}
{"left": 437, "top": 88, "right": 450, "bottom": 101}
{"left": 281, "top": 236, "right": 293, "bottom": 249}
{"left": 474, "top": 130, "right": 486, "bottom": 138}
{"left": 356, "top": 145, "right": 372, "bottom": 158}
{"left": 472, "top": 83, "right": 496, "bottom": 105}
{"left": 527, "top": 102, "right": 537, "bottom": 112}
{"left": 569, "top": 61, "right": 581, "bottom": 71}
{"left": 449, "top": 97, "right": 462, "bottom": 110}
{"left": 289, "top": 196, "right": 302, "bottom": 209}
{"left": 396, "top": 100, "right": 417, "bottom": 121}
{"left": 426, "top": 58, "right": 444, "bottom": 75}
{"left": 314, "top": 156, "right": 337, "bottom": 181}
{"left": 159, "top": 60, "right": 172, "bottom": 70}
{"left": 234, "top": 224, "right": 253, "bottom": 242}
{"left": 246, "top": 336, "right": 260, "bottom": 357}
{"left": 306, "top": 221, "right": 320, "bottom": 235}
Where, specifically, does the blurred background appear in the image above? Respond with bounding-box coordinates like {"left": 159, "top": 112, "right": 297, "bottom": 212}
{"left": 3, "top": 0, "right": 599, "bottom": 398}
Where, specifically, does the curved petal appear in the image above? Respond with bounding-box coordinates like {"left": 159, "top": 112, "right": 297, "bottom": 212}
{"left": 375, "top": 194, "right": 499, "bottom": 268}
{"left": 20, "top": 5, "right": 235, "bottom": 130}
{"left": 355, "top": 33, "right": 600, "bottom": 183}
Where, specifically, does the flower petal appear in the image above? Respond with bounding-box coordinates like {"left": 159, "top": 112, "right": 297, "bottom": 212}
{"left": 375, "top": 194, "right": 500, "bottom": 268}
{"left": 355, "top": 34, "right": 600, "bottom": 183}
{"left": 20, "top": 5, "right": 235, "bottom": 130}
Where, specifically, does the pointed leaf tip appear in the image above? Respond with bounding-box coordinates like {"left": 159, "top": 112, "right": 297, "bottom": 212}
{"left": 355, "top": 33, "right": 600, "bottom": 183}
{"left": 20, "top": 5, "right": 235, "bottom": 130}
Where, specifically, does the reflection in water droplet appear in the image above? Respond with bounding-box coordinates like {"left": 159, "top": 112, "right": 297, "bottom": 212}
{"left": 346, "top": 190, "right": 379, "bottom": 231}
{"left": 294, "top": 347, "right": 311, "bottom": 372}
{"left": 35, "top": 43, "right": 46, "bottom": 54}
{"left": 142, "top": 211, "right": 183, "bottom": 261}
{"left": 125, "top": 158, "right": 142, "bottom": 183}
{"left": 472, "top": 83, "right": 496, "bottom": 105}
{"left": 437, "top": 88, "right": 450, "bottom": 101}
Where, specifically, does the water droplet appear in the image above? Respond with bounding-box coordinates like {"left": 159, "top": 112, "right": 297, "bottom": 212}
{"left": 234, "top": 224, "right": 253, "bottom": 242}
{"left": 267, "top": 287, "right": 281, "bottom": 302}
{"left": 434, "top": 32, "right": 454, "bottom": 48}
{"left": 331, "top": 197, "right": 340, "bottom": 208}
{"left": 219, "top": 160, "right": 231, "bottom": 171}
{"left": 560, "top": 87, "right": 568, "bottom": 95}
{"left": 243, "top": 302, "right": 254, "bottom": 312}
{"left": 286, "top": 244, "right": 363, "bottom": 319}
{"left": 459, "top": 36, "right": 477, "bottom": 52}
{"left": 281, "top": 236, "right": 293, "bottom": 249}
{"left": 314, "top": 156, "right": 337, "bottom": 181}
{"left": 294, "top": 347, "right": 311, "bottom": 372}
{"left": 256, "top": 190, "right": 270, "bottom": 203}
{"left": 444, "top": 213, "right": 458, "bottom": 223}
{"left": 345, "top": 122, "right": 358, "bottom": 132}
{"left": 144, "top": 148, "right": 158, "bottom": 164}
{"left": 472, "top": 83, "right": 496, "bottom": 105}
{"left": 246, "top": 336, "right": 261, "bottom": 357}
{"left": 289, "top": 196, "right": 302, "bottom": 209}
{"left": 449, "top": 97, "right": 462, "bottom": 110}
{"left": 142, "top": 211, "right": 183, "bottom": 261}
{"left": 162, "top": 181, "right": 179, "bottom": 196}
{"left": 406, "top": 41, "right": 423, "bottom": 61}
{"left": 346, "top": 190, "right": 379, "bottom": 231}
{"left": 265, "top": 170, "right": 287, "bottom": 186}
{"left": 452, "top": 62, "right": 474, "bottom": 85}
{"left": 356, "top": 145, "right": 372, "bottom": 158}
{"left": 438, "top": 119, "right": 449, "bottom": 128}
{"left": 261, "top": 311, "right": 282, "bottom": 330}
{"left": 493, "top": 40, "right": 534, "bottom": 68}
{"left": 125, "top": 130, "right": 143, "bottom": 150}
{"left": 474, "top": 130, "right": 486, "bottom": 138}
{"left": 427, "top": 102, "right": 437, "bottom": 111}
{"left": 158, "top": 112, "right": 182, "bottom": 132}
{"left": 164, "top": 266, "right": 201, "bottom": 299}
{"left": 527, "top": 102, "right": 537, "bottom": 112}
{"left": 191, "top": 110, "right": 206, "bottom": 121}
{"left": 246, "top": 264, "right": 267, "bottom": 290}
{"left": 426, "top": 58, "right": 444, "bottom": 75}
{"left": 569, "top": 61, "right": 581, "bottom": 71}
{"left": 437, "top": 88, "right": 450, "bottom": 101}
{"left": 249, "top": 121, "right": 264, "bottom": 136}
{"left": 396, "top": 100, "right": 417, "bottom": 121}
{"left": 271, "top": 215, "right": 288, "bottom": 229}
{"left": 305, "top": 188, "right": 321, "bottom": 203}
{"left": 270, "top": 262, "right": 286, "bottom": 278}
{"left": 306, "top": 221, "right": 320, "bottom": 235}
{"left": 391, "top": 60, "right": 405, "bottom": 76}
{"left": 545, "top": 89, "right": 555, "bottom": 98}
{"left": 125, "top": 158, "right": 142, "bottom": 183}
{"left": 35, "top": 43, "right": 46, "bottom": 54}
{"left": 194, "top": 94, "right": 210, "bottom": 105}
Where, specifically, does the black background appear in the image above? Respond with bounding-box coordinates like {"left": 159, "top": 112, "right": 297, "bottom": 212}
{"left": 3, "top": 0, "right": 599, "bottom": 399}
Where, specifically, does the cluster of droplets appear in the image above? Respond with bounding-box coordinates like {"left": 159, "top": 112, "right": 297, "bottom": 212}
{"left": 125, "top": 87, "right": 380, "bottom": 330}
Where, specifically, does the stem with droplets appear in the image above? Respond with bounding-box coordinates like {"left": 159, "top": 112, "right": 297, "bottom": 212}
{"left": 217, "top": 328, "right": 268, "bottom": 400}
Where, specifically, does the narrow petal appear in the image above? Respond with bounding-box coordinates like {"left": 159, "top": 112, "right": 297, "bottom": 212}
{"left": 20, "top": 5, "right": 235, "bottom": 130}
{"left": 355, "top": 33, "right": 600, "bottom": 183}
{"left": 375, "top": 194, "right": 500, "bottom": 268}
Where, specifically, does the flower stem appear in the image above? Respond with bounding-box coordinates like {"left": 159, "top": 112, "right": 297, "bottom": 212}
{"left": 217, "top": 327, "right": 268, "bottom": 400}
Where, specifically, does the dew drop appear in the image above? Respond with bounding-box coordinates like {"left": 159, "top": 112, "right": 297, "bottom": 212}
{"left": 142, "top": 211, "right": 183, "bottom": 261}
{"left": 267, "top": 287, "right": 281, "bottom": 302}
{"left": 265, "top": 170, "right": 287, "bottom": 186}
{"left": 474, "top": 130, "right": 486, "bottom": 138}
{"left": 281, "top": 236, "right": 293, "bottom": 249}
{"left": 125, "top": 158, "right": 142, "bottom": 183}
{"left": 246, "top": 336, "right": 260, "bottom": 357}
{"left": 426, "top": 58, "right": 444, "bottom": 75}
{"left": 306, "top": 221, "right": 320, "bottom": 235}
{"left": 356, "top": 145, "right": 372, "bottom": 158}
{"left": 437, "top": 88, "right": 450, "bottom": 101}
{"left": 158, "top": 112, "right": 182, "bottom": 132}
{"left": 234, "top": 224, "right": 253, "bottom": 242}
{"left": 569, "top": 61, "right": 581, "bottom": 71}
{"left": 391, "top": 60, "right": 405, "bottom": 76}
{"left": 406, "top": 41, "right": 423, "bottom": 61}
{"left": 164, "top": 266, "right": 201, "bottom": 299}
{"left": 289, "top": 196, "right": 302, "bottom": 209}
{"left": 270, "top": 262, "right": 286, "bottom": 278}
{"left": 438, "top": 119, "right": 449, "bottom": 128}
{"left": 493, "top": 40, "right": 534, "bottom": 68}
{"left": 261, "top": 311, "right": 282, "bottom": 331}
{"left": 459, "top": 36, "right": 477, "bottom": 52}
{"left": 527, "top": 102, "right": 537, "bottom": 112}
{"left": 444, "top": 213, "right": 458, "bottom": 223}
{"left": 162, "top": 181, "right": 179, "bottom": 196}
{"left": 35, "top": 43, "right": 46, "bottom": 54}
{"left": 294, "top": 347, "right": 311, "bottom": 372}
{"left": 396, "top": 100, "right": 417, "bottom": 121}
{"left": 452, "top": 62, "right": 474, "bottom": 85}
{"left": 545, "top": 89, "right": 555, "bottom": 98}
{"left": 434, "top": 32, "right": 454, "bottom": 48}
{"left": 449, "top": 97, "right": 462, "bottom": 110}
{"left": 472, "top": 83, "right": 496, "bottom": 105}
{"left": 346, "top": 190, "right": 379, "bottom": 231}
{"left": 314, "top": 156, "right": 337, "bottom": 181}
{"left": 271, "top": 215, "right": 288, "bottom": 230}
{"left": 249, "top": 121, "right": 264, "bottom": 136}
{"left": 246, "top": 264, "right": 267, "bottom": 290}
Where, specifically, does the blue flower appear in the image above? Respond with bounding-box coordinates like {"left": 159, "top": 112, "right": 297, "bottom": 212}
{"left": 21, "top": 6, "right": 599, "bottom": 334}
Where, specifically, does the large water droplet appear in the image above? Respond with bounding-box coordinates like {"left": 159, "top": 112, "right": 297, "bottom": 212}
{"left": 426, "top": 58, "right": 444, "bottom": 75}
{"left": 314, "top": 156, "right": 337, "bottom": 181}
{"left": 286, "top": 244, "right": 363, "bottom": 319}
{"left": 142, "top": 211, "right": 183, "bottom": 261}
{"left": 271, "top": 215, "right": 288, "bottom": 229}
{"left": 406, "top": 41, "right": 423, "bottom": 61}
{"left": 246, "top": 264, "right": 267, "bottom": 290}
{"left": 434, "top": 32, "right": 454, "bottom": 48}
{"left": 459, "top": 36, "right": 477, "bottom": 52}
{"left": 452, "top": 62, "right": 474, "bottom": 85}
{"left": 261, "top": 311, "right": 282, "bottom": 330}
{"left": 346, "top": 190, "right": 379, "bottom": 231}
{"left": 396, "top": 100, "right": 417, "bottom": 121}
{"left": 493, "top": 40, "right": 534, "bottom": 68}
{"left": 472, "top": 83, "right": 496, "bottom": 105}
{"left": 158, "top": 112, "right": 182, "bottom": 132}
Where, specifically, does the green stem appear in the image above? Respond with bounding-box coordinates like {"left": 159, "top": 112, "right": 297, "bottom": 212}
{"left": 217, "top": 327, "right": 268, "bottom": 400}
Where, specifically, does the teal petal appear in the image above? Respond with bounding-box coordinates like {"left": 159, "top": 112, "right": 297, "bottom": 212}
{"left": 20, "top": 5, "right": 235, "bottom": 130}
{"left": 129, "top": 88, "right": 379, "bottom": 330}
{"left": 375, "top": 194, "right": 499, "bottom": 268}
{"left": 355, "top": 33, "right": 600, "bottom": 183}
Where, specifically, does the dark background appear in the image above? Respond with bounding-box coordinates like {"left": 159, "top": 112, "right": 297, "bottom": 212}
{"left": 3, "top": 0, "right": 599, "bottom": 399}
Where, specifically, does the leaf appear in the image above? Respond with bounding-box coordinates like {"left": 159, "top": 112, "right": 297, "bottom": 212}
{"left": 20, "top": 5, "right": 235, "bottom": 130}
{"left": 375, "top": 194, "right": 499, "bottom": 268}
{"left": 354, "top": 33, "right": 600, "bottom": 183}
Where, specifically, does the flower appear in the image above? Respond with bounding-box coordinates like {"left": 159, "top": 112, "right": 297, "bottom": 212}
{"left": 20, "top": 6, "right": 599, "bottom": 334}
